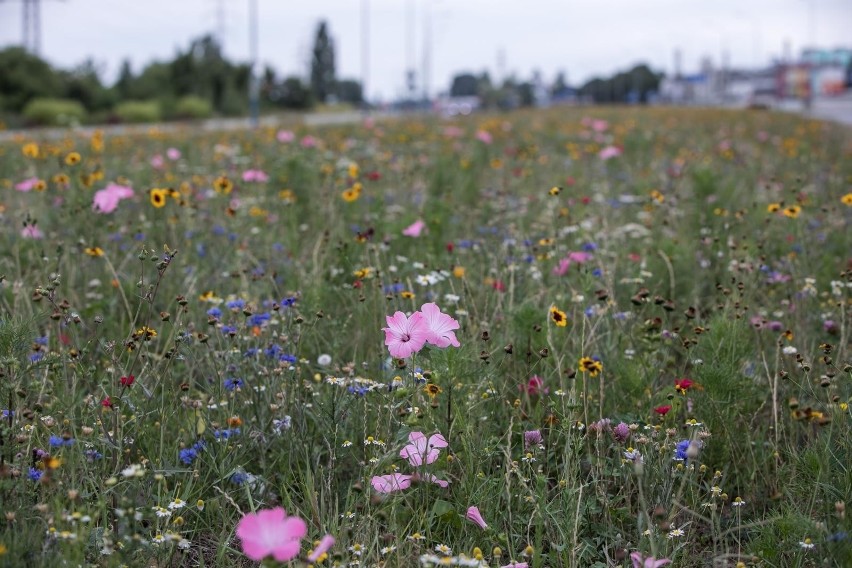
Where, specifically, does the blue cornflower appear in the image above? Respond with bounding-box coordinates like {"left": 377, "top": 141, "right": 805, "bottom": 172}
{"left": 592, "top": 268, "right": 603, "bottom": 277}
{"left": 263, "top": 345, "right": 281, "bottom": 358}
{"left": 28, "top": 468, "right": 43, "bottom": 482}
{"left": 230, "top": 471, "right": 249, "bottom": 485}
{"left": 674, "top": 439, "right": 694, "bottom": 461}
{"left": 29, "top": 352, "right": 44, "bottom": 363}
{"left": 1, "top": 409, "right": 13, "bottom": 419}
{"left": 224, "top": 378, "right": 244, "bottom": 391}
{"left": 248, "top": 313, "right": 271, "bottom": 327}
{"left": 49, "top": 435, "right": 73, "bottom": 448}
{"left": 179, "top": 448, "right": 198, "bottom": 465}
{"left": 348, "top": 385, "right": 369, "bottom": 396}
{"left": 192, "top": 440, "right": 207, "bottom": 452}
{"left": 383, "top": 283, "right": 405, "bottom": 294}
{"left": 243, "top": 348, "right": 259, "bottom": 358}
{"left": 34, "top": 336, "right": 49, "bottom": 346}
{"left": 226, "top": 299, "right": 246, "bottom": 310}
{"left": 582, "top": 242, "right": 598, "bottom": 252}
{"left": 214, "top": 428, "right": 240, "bottom": 440}
{"left": 207, "top": 307, "right": 222, "bottom": 319}
{"left": 279, "top": 354, "right": 297, "bottom": 364}
{"left": 84, "top": 449, "right": 103, "bottom": 461}
{"left": 281, "top": 297, "right": 297, "bottom": 307}
{"left": 220, "top": 325, "right": 237, "bottom": 335}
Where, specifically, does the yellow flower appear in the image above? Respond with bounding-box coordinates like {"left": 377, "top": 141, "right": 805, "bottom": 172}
{"left": 424, "top": 383, "right": 443, "bottom": 398}
{"left": 841, "top": 193, "right": 852, "bottom": 206}
{"left": 22, "top": 142, "right": 39, "bottom": 158}
{"left": 150, "top": 188, "right": 169, "bottom": 208}
{"left": 213, "top": 176, "right": 233, "bottom": 194}
{"left": 64, "top": 152, "right": 81, "bottom": 166}
{"left": 348, "top": 163, "right": 360, "bottom": 178}
{"left": 33, "top": 180, "right": 47, "bottom": 192}
{"left": 453, "top": 266, "right": 465, "bottom": 278}
{"left": 766, "top": 203, "right": 781, "bottom": 213}
{"left": 783, "top": 205, "right": 801, "bottom": 219}
{"left": 341, "top": 185, "right": 361, "bottom": 202}
{"left": 549, "top": 186, "right": 561, "bottom": 196}
{"left": 549, "top": 305, "right": 568, "bottom": 327}
{"left": 578, "top": 356, "right": 603, "bottom": 376}
{"left": 278, "top": 189, "right": 296, "bottom": 203}
{"left": 400, "top": 291, "right": 415, "bottom": 299}
{"left": 52, "top": 173, "right": 70, "bottom": 187}
{"left": 650, "top": 189, "right": 664, "bottom": 203}
{"left": 84, "top": 247, "right": 104, "bottom": 257}
{"left": 135, "top": 326, "right": 158, "bottom": 340}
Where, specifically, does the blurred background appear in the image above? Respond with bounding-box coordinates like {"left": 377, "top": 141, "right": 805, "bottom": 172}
{"left": 0, "top": 0, "right": 850, "bottom": 128}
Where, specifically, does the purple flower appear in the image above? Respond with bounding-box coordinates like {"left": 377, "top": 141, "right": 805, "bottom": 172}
{"left": 524, "top": 430, "right": 543, "bottom": 448}
{"left": 612, "top": 422, "right": 630, "bottom": 443}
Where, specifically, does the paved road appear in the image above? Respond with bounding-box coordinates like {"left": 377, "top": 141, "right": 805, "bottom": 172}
{"left": 806, "top": 95, "right": 852, "bottom": 126}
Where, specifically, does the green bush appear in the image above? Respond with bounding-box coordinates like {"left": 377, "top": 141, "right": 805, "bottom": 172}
{"left": 174, "top": 95, "right": 213, "bottom": 120}
{"left": 114, "top": 100, "right": 161, "bottom": 124}
{"left": 21, "top": 97, "right": 86, "bottom": 126}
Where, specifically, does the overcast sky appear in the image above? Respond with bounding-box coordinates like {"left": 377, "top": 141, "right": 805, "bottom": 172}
{"left": 1, "top": 0, "right": 849, "bottom": 100}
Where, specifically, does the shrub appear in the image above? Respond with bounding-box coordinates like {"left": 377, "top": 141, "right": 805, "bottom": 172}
{"left": 174, "top": 95, "right": 213, "bottom": 120}
{"left": 21, "top": 97, "right": 86, "bottom": 126}
{"left": 114, "top": 100, "right": 161, "bottom": 124}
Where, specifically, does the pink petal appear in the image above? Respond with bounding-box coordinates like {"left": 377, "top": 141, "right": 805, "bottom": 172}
{"left": 402, "top": 219, "right": 425, "bottom": 237}
{"left": 307, "top": 534, "right": 335, "bottom": 562}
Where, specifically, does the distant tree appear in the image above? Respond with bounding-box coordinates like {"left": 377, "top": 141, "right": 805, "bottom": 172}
{"left": 0, "top": 47, "right": 63, "bottom": 112}
{"left": 335, "top": 79, "right": 363, "bottom": 105}
{"left": 60, "top": 59, "right": 113, "bottom": 111}
{"left": 449, "top": 73, "right": 478, "bottom": 97}
{"left": 517, "top": 81, "right": 535, "bottom": 107}
{"left": 114, "top": 60, "right": 135, "bottom": 100}
{"left": 310, "top": 21, "right": 336, "bottom": 103}
{"left": 276, "top": 77, "right": 313, "bottom": 109}
{"left": 551, "top": 71, "right": 570, "bottom": 97}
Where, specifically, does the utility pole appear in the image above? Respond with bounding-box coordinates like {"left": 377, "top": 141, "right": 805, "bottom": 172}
{"left": 16, "top": 0, "right": 62, "bottom": 55}
{"left": 216, "top": 0, "right": 226, "bottom": 50}
{"left": 421, "top": 0, "right": 431, "bottom": 103}
{"left": 361, "top": 0, "right": 369, "bottom": 107}
{"left": 248, "top": 0, "right": 259, "bottom": 127}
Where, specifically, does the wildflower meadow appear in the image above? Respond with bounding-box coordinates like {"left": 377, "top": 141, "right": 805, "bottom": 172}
{"left": 1, "top": 107, "right": 851, "bottom": 567}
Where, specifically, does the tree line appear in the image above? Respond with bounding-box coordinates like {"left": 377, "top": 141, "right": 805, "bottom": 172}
{"left": 0, "top": 21, "right": 359, "bottom": 127}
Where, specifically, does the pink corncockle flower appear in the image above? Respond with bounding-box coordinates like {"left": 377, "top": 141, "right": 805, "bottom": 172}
{"left": 383, "top": 311, "right": 429, "bottom": 359}
{"left": 371, "top": 473, "right": 413, "bottom": 494}
{"left": 592, "top": 119, "right": 609, "bottom": 132}
{"left": 402, "top": 219, "right": 426, "bottom": 237}
{"left": 465, "top": 506, "right": 488, "bottom": 530}
{"left": 277, "top": 129, "right": 295, "bottom": 143}
{"left": 524, "top": 430, "right": 543, "bottom": 448}
{"left": 420, "top": 303, "right": 460, "bottom": 348}
{"left": 422, "top": 473, "right": 450, "bottom": 488}
{"left": 552, "top": 251, "right": 593, "bottom": 276}
{"left": 501, "top": 563, "right": 529, "bottom": 568}
{"left": 300, "top": 135, "right": 317, "bottom": 148}
{"left": 443, "top": 126, "right": 463, "bottom": 138}
{"left": 150, "top": 154, "right": 164, "bottom": 169}
{"left": 598, "top": 145, "right": 622, "bottom": 160}
{"left": 235, "top": 507, "right": 307, "bottom": 562}
{"left": 242, "top": 169, "right": 269, "bottom": 183}
{"left": 475, "top": 130, "right": 493, "bottom": 144}
{"left": 400, "top": 431, "right": 448, "bottom": 467}
{"left": 21, "top": 225, "right": 44, "bottom": 239}
{"left": 307, "top": 534, "right": 335, "bottom": 562}
{"left": 15, "top": 177, "right": 40, "bottom": 192}
{"left": 630, "top": 552, "right": 671, "bottom": 568}
{"left": 166, "top": 147, "right": 181, "bottom": 161}
{"left": 93, "top": 183, "right": 135, "bottom": 214}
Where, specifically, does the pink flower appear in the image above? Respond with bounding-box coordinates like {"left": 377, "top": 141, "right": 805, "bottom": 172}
{"left": 520, "top": 375, "right": 547, "bottom": 396}
{"left": 166, "top": 147, "right": 181, "bottom": 161}
{"left": 501, "top": 563, "right": 529, "bottom": 568}
{"left": 402, "top": 219, "right": 426, "bottom": 237}
{"left": 475, "top": 130, "right": 493, "bottom": 144}
{"left": 421, "top": 473, "right": 450, "bottom": 488}
{"left": 552, "top": 251, "right": 593, "bottom": 276}
{"left": 383, "top": 311, "right": 429, "bottom": 359}
{"left": 524, "top": 430, "right": 543, "bottom": 448}
{"left": 93, "top": 183, "right": 134, "bottom": 214}
{"left": 235, "top": 507, "right": 306, "bottom": 562}
{"left": 400, "top": 431, "right": 448, "bottom": 467}
{"left": 300, "top": 135, "right": 318, "bottom": 148}
{"left": 465, "top": 506, "right": 488, "bottom": 530}
{"left": 420, "top": 303, "right": 460, "bottom": 348}
{"left": 630, "top": 552, "right": 671, "bottom": 568}
{"left": 591, "top": 119, "right": 609, "bottom": 132}
{"left": 150, "top": 154, "right": 164, "bottom": 169}
{"left": 598, "top": 145, "right": 622, "bottom": 160}
{"left": 371, "top": 473, "right": 413, "bottom": 494}
{"left": 612, "top": 422, "right": 630, "bottom": 443}
{"left": 15, "top": 177, "right": 40, "bottom": 192}
{"left": 277, "top": 129, "right": 295, "bottom": 143}
{"left": 20, "top": 225, "right": 44, "bottom": 239}
{"left": 242, "top": 169, "right": 269, "bottom": 183}
{"left": 307, "top": 534, "right": 335, "bottom": 562}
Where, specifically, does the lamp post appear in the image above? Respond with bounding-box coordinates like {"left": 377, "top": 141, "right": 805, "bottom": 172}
{"left": 248, "top": 0, "right": 260, "bottom": 127}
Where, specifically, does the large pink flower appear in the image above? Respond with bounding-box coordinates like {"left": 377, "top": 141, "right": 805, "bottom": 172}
{"left": 420, "top": 303, "right": 460, "bottom": 348}
{"left": 235, "top": 507, "right": 306, "bottom": 562}
{"left": 93, "top": 183, "right": 134, "bottom": 214}
{"left": 630, "top": 552, "right": 671, "bottom": 568}
{"left": 371, "top": 473, "right": 413, "bottom": 494}
{"left": 400, "top": 431, "right": 448, "bottom": 467}
{"left": 383, "top": 311, "right": 429, "bottom": 359}
{"left": 402, "top": 219, "right": 426, "bottom": 237}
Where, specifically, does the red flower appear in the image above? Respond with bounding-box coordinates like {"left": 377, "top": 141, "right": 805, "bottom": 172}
{"left": 366, "top": 171, "right": 381, "bottom": 181}
{"left": 492, "top": 280, "right": 506, "bottom": 292}
{"left": 674, "top": 378, "right": 694, "bottom": 394}
{"left": 654, "top": 405, "right": 672, "bottom": 416}
{"left": 120, "top": 375, "right": 135, "bottom": 387}
{"left": 446, "top": 242, "right": 454, "bottom": 253}
{"left": 101, "top": 396, "right": 113, "bottom": 408}
{"left": 519, "top": 375, "right": 548, "bottom": 396}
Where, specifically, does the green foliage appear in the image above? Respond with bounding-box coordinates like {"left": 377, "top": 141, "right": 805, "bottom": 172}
{"left": 311, "top": 21, "right": 336, "bottom": 104}
{"left": 114, "top": 100, "right": 162, "bottom": 123}
{"left": 174, "top": 95, "right": 213, "bottom": 120}
{"left": 21, "top": 97, "right": 86, "bottom": 126}
{"left": 0, "top": 47, "right": 64, "bottom": 112}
